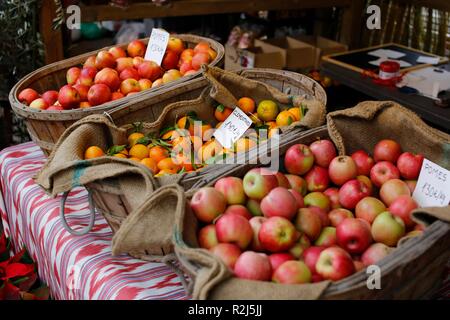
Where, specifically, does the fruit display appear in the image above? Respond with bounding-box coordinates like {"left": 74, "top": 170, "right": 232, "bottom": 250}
{"left": 83, "top": 96, "right": 307, "bottom": 177}
{"left": 190, "top": 138, "right": 426, "bottom": 284}
{"left": 17, "top": 37, "right": 217, "bottom": 110}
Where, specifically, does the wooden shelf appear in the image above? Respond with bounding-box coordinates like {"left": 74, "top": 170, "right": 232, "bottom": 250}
{"left": 79, "top": 0, "right": 351, "bottom": 22}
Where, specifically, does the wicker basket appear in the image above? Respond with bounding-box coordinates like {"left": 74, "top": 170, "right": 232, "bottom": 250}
{"left": 9, "top": 34, "right": 224, "bottom": 156}
{"left": 87, "top": 68, "right": 327, "bottom": 238}
{"left": 175, "top": 126, "right": 450, "bottom": 299}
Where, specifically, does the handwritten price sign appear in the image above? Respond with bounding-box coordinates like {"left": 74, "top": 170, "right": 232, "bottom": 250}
{"left": 144, "top": 28, "right": 170, "bottom": 65}
{"left": 412, "top": 159, "right": 450, "bottom": 207}
{"left": 214, "top": 107, "right": 252, "bottom": 149}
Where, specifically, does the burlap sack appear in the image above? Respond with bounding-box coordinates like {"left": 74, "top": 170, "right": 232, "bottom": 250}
{"left": 327, "top": 100, "right": 450, "bottom": 225}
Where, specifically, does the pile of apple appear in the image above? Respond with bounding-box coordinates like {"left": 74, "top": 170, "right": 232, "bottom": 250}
{"left": 17, "top": 37, "right": 217, "bottom": 111}
{"left": 190, "top": 138, "right": 425, "bottom": 284}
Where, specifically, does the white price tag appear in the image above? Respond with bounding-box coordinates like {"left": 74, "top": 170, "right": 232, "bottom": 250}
{"left": 412, "top": 159, "right": 450, "bottom": 207}
{"left": 213, "top": 107, "right": 252, "bottom": 149}
{"left": 144, "top": 28, "right": 170, "bottom": 66}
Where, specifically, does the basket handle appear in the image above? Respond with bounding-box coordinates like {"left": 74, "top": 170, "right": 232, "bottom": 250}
{"left": 60, "top": 188, "right": 96, "bottom": 236}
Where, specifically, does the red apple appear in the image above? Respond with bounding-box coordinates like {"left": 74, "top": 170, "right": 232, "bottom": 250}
{"left": 316, "top": 247, "right": 355, "bottom": 281}
{"left": 388, "top": 195, "right": 418, "bottom": 228}
{"left": 242, "top": 168, "right": 278, "bottom": 200}
{"left": 138, "top": 61, "right": 163, "bottom": 81}
{"left": 324, "top": 188, "right": 341, "bottom": 209}
{"left": 87, "top": 84, "right": 111, "bottom": 106}
{"left": 338, "top": 179, "right": 370, "bottom": 210}
{"left": 249, "top": 216, "right": 267, "bottom": 251}
{"left": 119, "top": 67, "right": 140, "bottom": 81}
{"left": 29, "top": 98, "right": 48, "bottom": 110}
{"left": 309, "top": 206, "right": 330, "bottom": 227}
{"left": 284, "top": 144, "right": 314, "bottom": 175}
{"left": 83, "top": 55, "right": 96, "bottom": 68}
{"left": 273, "top": 172, "right": 290, "bottom": 188}
{"left": 47, "top": 105, "right": 64, "bottom": 111}
{"left": 288, "top": 189, "right": 304, "bottom": 209}
{"left": 95, "top": 50, "right": 116, "bottom": 69}
{"left": 127, "top": 40, "right": 146, "bottom": 58}
{"left": 215, "top": 213, "right": 253, "bottom": 250}
{"left": 190, "top": 187, "right": 226, "bottom": 223}
{"left": 370, "top": 161, "right": 400, "bottom": 187}
{"left": 194, "top": 41, "right": 210, "bottom": 53}
{"left": 304, "top": 192, "right": 330, "bottom": 212}
{"left": 138, "top": 78, "right": 152, "bottom": 91}
{"left": 234, "top": 251, "right": 272, "bottom": 281}
{"left": 209, "top": 243, "right": 241, "bottom": 270}
{"left": 405, "top": 180, "right": 417, "bottom": 194}
{"left": 79, "top": 101, "right": 91, "bottom": 109}
{"left": 374, "top": 139, "right": 402, "bottom": 163}
{"left": 259, "top": 217, "right": 297, "bottom": 252}
{"left": 198, "top": 225, "right": 218, "bottom": 249}
{"left": 191, "top": 52, "right": 210, "bottom": 70}
{"left": 214, "top": 177, "right": 246, "bottom": 205}
{"left": 41, "top": 90, "right": 59, "bottom": 106}
{"left": 58, "top": 85, "right": 80, "bottom": 109}
{"left": 353, "top": 260, "right": 365, "bottom": 272}
{"left": 224, "top": 205, "right": 252, "bottom": 220}
{"left": 66, "top": 67, "right": 81, "bottom": 85}
{"left": 272, "top": 260, "right": 312, "bottom": 284}
{"left": 73, "top": 83, "right": 89, "bottom": 101}
{"left": 328, "top": 208, "right": 354, "bottom": 227}
{"left": 305, "top": 165, "right": 330, "bottom": 192}
{"left": 309, "top": 139, "right": 337, "bottom": 168}
{"left": 336, "top": 218, "right": 372, "bottom": 254}
{"left": 111, "top": 92, "right": 125, "bottom": 101}
{"left": 371, "top": 211, "right": 405, "bottom": 246}
{"left": 162, "top": 50, "right": 179, "bottom": 70}
{"left": 294, "top": 208, "right": 322, "bottom": 241}
{"left": 94, "top": 67, "right": 120, "bottom": 91}
{"left": 120, "top": 79, "right": 141, "bottom": 95}
{"left": 396, "top": 152, "right": 424, "bottom": 180}
{"left": 355, "top": 196, "right": 386, "bottom": 224}
{"left": 246, "top": 199, "right": 263, "bottom": 216}
{"left": 351, "top": 150, "right": 375, "bottom": 176}
{"left": 78, "top": 66, "right": 97, "bottom": 86}
{"left": 379, "top": 179, "right": 410, "bottom": 206}
{"left": 361, "top": 242, "right": 394, "bottom": 266}
{"left": 179, "top": 61, "right": 193, "bottom": 75}
{"left": 302, "top": 246, "right": 326, "bottom": 274}
{"left": 18, "top": 88, "right": 39, "bottom": 105}
{"left": 328, "top": 156, "right": 357, "bottom": 185}
{"left": 285, "top": 174, "right": 307, "bottom": 196}
{"left": 167, "top": 37, "right": 185, "bottom": 54}
{"left": 260, "top": 187, "right": 298, "bottom": 220}
{"left": 289, "top": 234, "right": 311, "bottom": 258}
{"left": 314, "top": 226, "right": 336, "bottom": 247}
{"left": 108, "top": 46, "right": 127, "bottom": 59}
{"left": 132, "top": 57, "right": 145, "bottom": 69}
{"left": 116, "top": 57, "right": 134, "bottom": 73}
{"left": 269, "top": 253, "right": 295, "bottom": 271}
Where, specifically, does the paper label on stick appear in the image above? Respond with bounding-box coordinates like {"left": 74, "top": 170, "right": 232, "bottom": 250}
{"left": 213, "top": 107, "right": 252, "bottom": 149}
{"left": 144, "top": 28, "right": 170, "bottom": 66}
{"left": 412, "top": 159, "right": 450, "bottom": 207}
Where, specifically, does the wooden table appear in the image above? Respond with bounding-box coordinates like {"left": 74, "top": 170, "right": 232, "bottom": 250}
{"left": 322, "top": 62, "right": 450, "bottom": 132}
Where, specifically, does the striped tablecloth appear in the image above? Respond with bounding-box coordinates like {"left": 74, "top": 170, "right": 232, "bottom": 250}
{"left": 0, "top": 142, "right": 448, "bottom": 300}
{"left": 0, "top": 142, "right": 187, "bottom": 300}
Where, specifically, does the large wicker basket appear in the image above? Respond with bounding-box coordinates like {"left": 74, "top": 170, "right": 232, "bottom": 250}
{"left": 9, "top": 34, "right": 224, "bottom": 156}
{"left": 175, "top": 126, "right": 450, "bottom": 299}
{"left": 88, "top": 68, "right": 327, "bottom": 236}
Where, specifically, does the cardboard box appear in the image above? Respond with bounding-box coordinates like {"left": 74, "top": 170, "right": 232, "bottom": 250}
{"left": 262, "top": 37, "right": 316, "bottom": 70}
{"left": 295, "top": 36, "right": 348, "bottom": 68}
{"left": 224, "top": 40, "right": 285, "bottom": 71}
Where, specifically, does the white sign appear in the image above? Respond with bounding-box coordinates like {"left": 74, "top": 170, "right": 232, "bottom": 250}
{"left": 144, "top": 28, "right": 170, "bottom": 66}
{"left": 213, "top": 107, "right": 252, "bottom": 149}
{"left": 412, "top": 159, "right": 450, "bottom": 207}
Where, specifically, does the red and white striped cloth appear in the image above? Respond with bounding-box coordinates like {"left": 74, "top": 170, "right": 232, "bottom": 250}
{"left": 0, "top": 142, "right": 187, "bottom": 300}
{"left": 0, "top": 142, "right": 448, "bottom": 300}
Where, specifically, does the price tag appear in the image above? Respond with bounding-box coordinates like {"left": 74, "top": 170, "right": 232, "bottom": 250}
{"left": 144, "top": 28, "right": 170, "bottom": 66}
{"left": 213, "top": 107, "right": 252, "bottom": 149}
{"left": 412, "top": 159, "right": 450, "bottom": 207}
